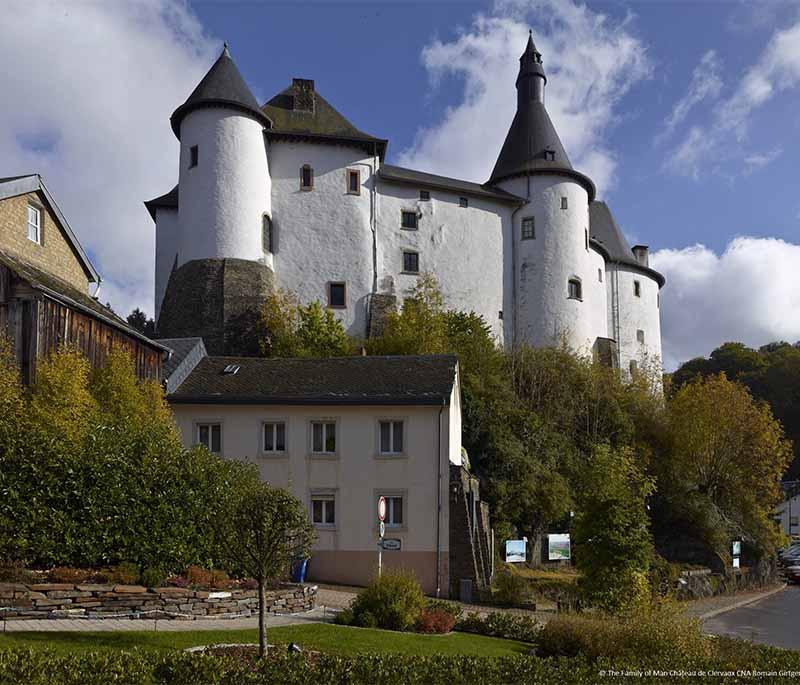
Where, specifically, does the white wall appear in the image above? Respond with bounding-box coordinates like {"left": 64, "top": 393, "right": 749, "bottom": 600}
{"left": 775, "top": 494, "right": 800, "bottom": 537}
{"left": 376, "top": 181, "right": 509, "bottom": 343}
{"left": 154, "top": 207, "right": 179, "bottom": 319}
{"left": 268, "top": 141, "right": 375, "bottom": 337}
{"left": 177, "top": 108, "right": 271, "bottom": 267}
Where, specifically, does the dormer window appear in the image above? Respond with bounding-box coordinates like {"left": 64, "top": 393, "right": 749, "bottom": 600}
{"left": 301, "top": 164, "right": 314, "bottom": 191}
{"left": 544, "top": 149, "right": 555, "bottom": 162}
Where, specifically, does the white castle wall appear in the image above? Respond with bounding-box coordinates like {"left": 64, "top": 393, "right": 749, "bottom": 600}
{"left": 268, "top": 141, "right": 375, "bottom": 336}
{"left": 177, "top": 108, "right": 271, "bottom": 266}
{"left": 376, "top": 181, "right": 508, "bottom": 343}
{"left": 154, "top": 207, "right": 179, "bottom": 320}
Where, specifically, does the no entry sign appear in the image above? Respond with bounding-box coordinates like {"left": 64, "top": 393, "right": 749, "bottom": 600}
{"left": 378, "top": 496, "right": 386, "bottom": 522}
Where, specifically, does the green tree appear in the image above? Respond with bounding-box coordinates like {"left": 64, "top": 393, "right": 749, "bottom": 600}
{"left": 126, "top": 308, "right": 155, "bottom": 337}
{"left": 226, "top": 483, "right": 315, "bottom": 656}
{"left": 0, "top": 335, "right": 23, "bottom": 452}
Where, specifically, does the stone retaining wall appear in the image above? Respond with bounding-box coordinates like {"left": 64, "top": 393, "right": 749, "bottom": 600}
{"left": 0, "top": 582, "right": 316, "bottom": 620}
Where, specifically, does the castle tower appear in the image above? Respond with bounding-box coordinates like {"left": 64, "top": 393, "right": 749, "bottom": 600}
{"left": 492, "top": 34, "right": 606, "bottom": 354}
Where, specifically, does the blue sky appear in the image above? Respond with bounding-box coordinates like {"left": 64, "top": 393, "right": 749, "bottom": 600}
{"left": 1, "top": 0, "right": 800, "bottom": 368}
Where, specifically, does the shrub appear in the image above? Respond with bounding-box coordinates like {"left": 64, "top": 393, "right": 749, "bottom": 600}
{"left": 416, "top": 609, "right": 456, "bottom": 634}
{"left": 333, "top": 607, "right": 354, "bottom": 626}
{"left": 166, "top": 574, "right": 190, "bottom": 588}
{"left": 349, "top": 569, "right": 426, "bottom": 631}
{"left": 456, "top": 611, "right": 541, "bottom": 643}
{"left": 0, "top": 560, "right": 35, "bottom": 584}
{"left": 426, "top": 599, "right": 463, "bottom": 621}
{"left": 185, "top": 565, "right": 213, "bottom": 588}
{"left": 210, "top": 569, "right": 230, "bottom": 588}
{"left": 47, "top": 567, "right": 92, "bottom": 584}
{"left": 492, "top": 569, "right": 530, "bottom": 606}
{"left": 106, "top": 562, "right": 139, "bottom": 585}
{"left": 140, "top": 567, "right": 168, "bottom": 588}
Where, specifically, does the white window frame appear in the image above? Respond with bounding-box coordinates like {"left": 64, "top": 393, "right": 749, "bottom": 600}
{"left": 27, "top": 205, "right": 42, "bottom": 244}
{"left": 262, "top": 420, "right": 287, "bottom": 455}
{"left": 310, "top": 490, "right": 337, "bottom": 528}
{"left": 378, "top": 419, "right": 405, "bottom": 456}
{"left": 310, "top": 419, "right": 338, "bottom": 456}
{"left": 195, "top": 421, "right": 222, "bottom": 454}
{"left": 375, "top": 491, "right": 407, "bottom": 530}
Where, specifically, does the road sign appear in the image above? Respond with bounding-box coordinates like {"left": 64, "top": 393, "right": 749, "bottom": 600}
{"left": 380, "top": 538, "right": 401, "bottom": 551}
{"left": 378, "top": 496, "right": 386, "bottom": 522}
{"left": 379, "top": 521, "right": 385, "bottom": 538}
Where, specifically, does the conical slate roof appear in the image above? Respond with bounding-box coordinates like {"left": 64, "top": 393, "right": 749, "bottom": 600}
{"left": 170, "top": 45, "right": 272, "bottom": 138}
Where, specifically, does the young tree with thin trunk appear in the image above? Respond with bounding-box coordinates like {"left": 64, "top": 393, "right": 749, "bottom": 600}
{"left": 227, "top": 483, "right": 315, "bottom": 656}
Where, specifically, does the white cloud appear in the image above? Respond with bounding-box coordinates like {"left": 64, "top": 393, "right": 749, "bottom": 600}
{"left": 658, "top": 50, "right": 722, "bottom": 142}
{"left": 666, "top": 19, "right": 800, "bottom": 177}
{"left": 0, "top": 0, "right": 217, "bottom": 317}
{"left": 651, "top": 237, "right": 800, "bottom": 370}
{"left": 397, "top": 0, "right": 651, "bottom": 196}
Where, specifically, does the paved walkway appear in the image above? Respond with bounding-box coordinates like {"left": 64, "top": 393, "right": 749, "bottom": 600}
{"left": 683, "top": 582, "right": 786, "bottom": 620}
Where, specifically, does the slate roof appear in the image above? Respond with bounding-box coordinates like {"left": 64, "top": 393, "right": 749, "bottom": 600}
{"left": 170, "top": 45, "right": 272, "bottom": 138}
{"left": 378, "top": 165, "right": 525, "bottom": 204}
{"left": 168, "top": 354, "right": 458, "bottom": 405}
{"left": 0, "top": 250, "right": 169, "bottom": 351}
{"left": 144, "top": 185, "right": 178, "bottom": 220}
{"left": 589, "top": 201, "right": 665, "bottom": 287}
{"left": 262, "top": 80, "right": 388, "bottom": 159}
{"left": 155, "top": 337, "right": 207, "bottom": 394}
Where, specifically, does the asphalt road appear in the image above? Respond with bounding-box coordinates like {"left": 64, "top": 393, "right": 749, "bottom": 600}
{"left": 704, "top": 584, "right": 799, "bottom": 650}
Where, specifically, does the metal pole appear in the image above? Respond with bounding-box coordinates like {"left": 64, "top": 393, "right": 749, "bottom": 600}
{"left": 378, "top": 528, "right": 382, "bottom": 578}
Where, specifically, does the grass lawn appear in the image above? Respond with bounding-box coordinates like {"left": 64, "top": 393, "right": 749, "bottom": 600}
{"left": 0, "top": 623, "right": 532, "bottom": 658}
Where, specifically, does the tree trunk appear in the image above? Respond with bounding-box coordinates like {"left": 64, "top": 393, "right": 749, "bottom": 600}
{"left": 258, "top": 578, "right": 267, "bottom": 657}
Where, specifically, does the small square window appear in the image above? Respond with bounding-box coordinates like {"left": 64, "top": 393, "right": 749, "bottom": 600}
{"left": 27, "top": 205, "right": 41, "bottom": 244}
{"left": 544, "top": 149, "right": 555, "bottom": 161}
{"left": 459, "top": 197, "right": 468, "bottom": 208}
{"left": 328, "top": 282, "right": 346, "bottom": 308}
{"left": 197, "top": 423, "right": 221, "bottom": 453}
{"left": 379, "top": 420, "right": 404, "bottom": 454}
{"left": 521, "top": 216, "right": 535, "bottom": 240}
{"left": 347, "top": 169, "right": 360, "bottom": 195}
{"left": 301, "top": 165, "right": 314, "bottom": 190}
{"left": 401, "top": 210, "right": 418, "bottom": 230}
{"left": 312, "top": 421, "right": 336, "bottom": 454}
{"left": 263, "top": 421, "right": 286, "bottom": 453}
{"left": 634, "top": 281, "right": 641, "bottom": 297}
{"left": 568, "top": 278, "right": 582, "bottom": 301}
{"left": 636, "top": 329, "right": 645, "bottom": 344}
{"left": 561, "top": 197, "right": 568, "bottom": 210}
{"left": 419, "top": 190, "right": 430, "bottom": 201}
{"left": 312, "top": 496, "right": 336, "bottom": 526}
{"left": 403, "top": 251, "right": 419, "bottom": 274}
{"left": 189, "top": 145, "right": 198, "bottom": 168}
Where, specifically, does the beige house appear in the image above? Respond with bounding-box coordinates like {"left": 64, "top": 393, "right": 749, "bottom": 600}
{"left": 164, "top": 352, "right": 491, "bottom": 597}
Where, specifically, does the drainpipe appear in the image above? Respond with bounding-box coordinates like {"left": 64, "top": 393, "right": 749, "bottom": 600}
{"left": 436, "top": 398, "right": 445, "bottom": 598}
{"left": 350, "top": 149, "right": 378, "bottom": 333}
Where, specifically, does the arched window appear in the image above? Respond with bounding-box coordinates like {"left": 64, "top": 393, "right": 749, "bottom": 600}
{"left": 262, "top": 214, "right": 273, "bottom": 253}
{"left": 568, "top": 278, "right": 582, "bottom": 301}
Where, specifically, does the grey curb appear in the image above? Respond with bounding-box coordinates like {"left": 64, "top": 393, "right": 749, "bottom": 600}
{"left": 699, "top": 583, "right": 787, "bottom": 622}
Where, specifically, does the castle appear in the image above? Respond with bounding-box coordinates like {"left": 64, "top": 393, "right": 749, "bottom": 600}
{"left": 146, "top": 34, "right": 664, "bottom": 373}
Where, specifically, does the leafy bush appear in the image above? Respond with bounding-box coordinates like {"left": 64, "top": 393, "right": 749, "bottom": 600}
{"left": 210, "top": 569, "right": 230, "bottom": 588}
{"left": 456, "top": 611, "right": 541, "bottom": 643}
{"left": 0, "top": 560, "right": 36, "bottom": 584}
{"left": 333, "top": 607, "right": 354, "bottom": 626}
{"left": 140, "top": 567, "right": 168, "bottom": 588}
{"left": 415, "top": 609, "right": 456, "bottom": 634}
{"left": 492, "top": 569, "right": 531, "bottom": 605}
{"left": 47, "top": 567, "right": 93, "bottom": 584}
{"left": 185, "top": 565, "right": 213, "bottom": 588}
{"left": 349, "top": 569, "right": 426, "bottom": 631}
{"left": 425, "top": 599, "right": 463, "bottom": 621}
{"left": 106, "top": 562, "right": 139, "bottom": 585}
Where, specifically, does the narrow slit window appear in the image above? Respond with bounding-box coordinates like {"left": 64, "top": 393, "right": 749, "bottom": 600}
{"left": 561, "top": 196, "right": 568, "bottom": 210}
{"left": 636, "top": 329, "right": 645, "bottom": 344}
{"left": 634, "top": 280, "right": 641, "bottom": 297}
{"left": 301, "top": 164, "right": 314, "bottom": 190}
{"left": 585, "top": 228, "right": 589, "bottom": 250}
{"left": 347, "top": 169, "right": 360, "bottom": 195}
{"left": 598, "top": 268, "right": 603, "bottom": 282}
{"left": 401, "top": 210, "right": 418, "bottom": 230}
{"left": 403, "top": 251, "right": 419, "bottom": 274}
{"left": 262, "top": 215, "right": 273, "bottom": 253}
{"left": 521, "top": 216, "right": 535, "bottom": 240}
{"left": 328, "top": 282, "right": 346, "bottom": 308}
{"left": 189, "top": 145, "right": 198, "bottom": 168}
{"left": 568, "top": 278, "right": 582, "bottom": 301}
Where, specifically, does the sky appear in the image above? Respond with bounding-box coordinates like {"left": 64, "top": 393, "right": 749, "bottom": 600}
{"left": 1, "top": 0, "right": 800, "bottom": 369}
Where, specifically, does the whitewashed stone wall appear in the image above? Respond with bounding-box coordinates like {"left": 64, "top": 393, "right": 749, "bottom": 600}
{"left": 154, "top": 207, "right": 179, "bottom": 320}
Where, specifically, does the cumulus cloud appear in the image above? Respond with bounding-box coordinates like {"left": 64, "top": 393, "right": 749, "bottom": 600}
{"left": 397, "top": 0, "right": 651, "bottom": 196}
{"left": 658, "top": 50, "right": 722, "bottom": 142}
{"left": 665, "top": 19, "right": 800, "bottom": 177}
{"left": 651, "top": 237, "right": 800, "bottom": 370}
{"left": 0, "top": 0, "right": 217, "bottom": 316}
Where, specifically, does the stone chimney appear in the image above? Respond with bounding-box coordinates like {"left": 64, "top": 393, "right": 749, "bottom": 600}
{"left": 632, "top": 245, "right": 649, "bottom": 267}
{"left": 292, "top": 78, "right": 315, "bottom": 113}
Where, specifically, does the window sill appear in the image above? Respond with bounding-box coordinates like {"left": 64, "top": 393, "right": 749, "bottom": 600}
{"left": 400, "top": 227, "right": 418, "bottom": 231}
{"left": 314, "top": 524, "right": 337, "bottom": 530}
{"left": 327, "top": 304, "right": 347, "bottom": 310}
{"left": 300, "top": 186, "right": 313, "bottom": 192}
{"left": 374, "top": 453, "right": 409, "bottom": 460}
{"left": 347, "top": 190, "right": 361, "bottom": 196}
{"left": 400, "top": 271, "right": 420, "bottom": 276}
{"left": 307, "top": 453, "right": 339, "bottom": 461}
{"left": 567, "top": 296, "right": 583, "bottom": 302}
{"left": 259, "top": 452, "right": 289, "bottom": 459}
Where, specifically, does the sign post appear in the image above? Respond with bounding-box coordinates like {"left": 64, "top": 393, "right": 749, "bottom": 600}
{"left": 377, "top": 496, "right": 386, "bottom": 578}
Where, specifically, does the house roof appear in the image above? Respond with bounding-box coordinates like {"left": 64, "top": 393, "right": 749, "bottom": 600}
{"left": 155, "top": 337, "right": 207, "bottom": 394}
{"left": 589, "top": 201, "right": 665, "bottom": 287}
{"left": 0, "top": 250, "right": 170, "bottom": 352}
{"left": 170, "top": 45, "right": 272, "bottom": 139}
{"left": 378, "top": 164, "right": 526, "bottom": 204}
{"left": 168, "top": 354, "right": 458, "bottom": 405}
{"left": 0, "top": 175, "right": 100, "bottom": 283}
{"left": 262, "top": 79, "right": 388, "bottom": 159}
{"left": 144, "top": 185, "right": 178, "bottom": 221}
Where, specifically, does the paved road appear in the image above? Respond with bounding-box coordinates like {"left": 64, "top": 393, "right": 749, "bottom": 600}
{"left": 704, "top": 584, "right": 799, "bottom": 649}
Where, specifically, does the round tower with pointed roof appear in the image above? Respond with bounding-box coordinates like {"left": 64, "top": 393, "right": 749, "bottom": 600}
{"left": 495, "top": 34, "right": 607, "bottom": 354}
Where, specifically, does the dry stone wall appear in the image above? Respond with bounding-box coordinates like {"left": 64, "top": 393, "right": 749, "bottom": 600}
{"left": 0, "top": 582, "right": 316, "bottom": 620}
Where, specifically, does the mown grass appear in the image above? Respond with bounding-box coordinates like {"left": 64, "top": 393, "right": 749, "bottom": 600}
{"left": 0, "top": 623, "right": 532, "bottom": 658}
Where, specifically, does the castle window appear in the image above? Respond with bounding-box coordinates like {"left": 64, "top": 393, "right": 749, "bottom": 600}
{"left": 419, "top": 190, "right": 430, "bottom": 201}
{"left": 521, "top": 216, "right": 535, "bottom": 240}
{"left": 544, "top": 149, "right": 555, "bottom": 161}
{"left": 189, "top": 145, "right": 198, "bottom": 168}
{"left": 634, "top": 280, "right": 641, "bottom": 297}
{"left": 401, "top": 210, "right": 418, "bottom": 230}
{"left": 459, "top": 197, "right": 468, "bottom": 208}
{"left": 568, "top": 278, "right": 582, "bottom": 301}
{"left": 561, "top": 196, "right": 568, "bottom": 210}
{"left": 637, "top": 329, "right": 645, "bottom": 344}
{"left": 328, "top": 282, "right": 346, "bottom": 308}
{"left": 402, "top": 251, "right": 419, "bottom": 274}
{"left": 629, "top": 359, "right": 638, "bottom": 375}
{"left": 301, "top": 164, "right": 314, "bottom": 191}
{"left": 347, "top": 169, "right": 360, "bottom": 195}
{"left": 598, "top": 268, "right": 603, "bottom": 283}
{"left": 585, "top": 228, "right": 589, "bottom": 250}
{"left": 262, "top": 215, "right": 273, "bottom": 253}
{"left": 27, "top": 205, "right": 42, "bottom": 244}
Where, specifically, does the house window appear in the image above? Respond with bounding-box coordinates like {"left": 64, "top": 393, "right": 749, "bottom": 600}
{"left": 379, "top": 420, "right": 404, "bottom": 455}
{"left": 629, "top": 359, "right": 638, "bottom": 375}
{"left": 263, "top": 421, "right": 286, "bottom": 453}
{"left": 567, "top": 278, "right": 582, "bottom": 301}
{"left": 262, "top": 215, "right": 273, "bottom": 253}
{"left": 311, "top": 495, "right": 336, "bottom": 526}
{"left": 27, "top": 205, "right": 41, "bottom": 244}
{"left": 637, "top": 329, "right": 645, "bottom": 344}
{"left": 402, "top": 251, "right": 419, "bottom": 274}
{"left": 301, "top": 164, "right": 314, "bottom": 190}
{"left": 419, "top": 190, "right": 430, "bottom": 201}
{"left": 383, "top": 496, "right": 404, "bottom": 527}
{"left": 189, "top": 145, "right": 198, "bottom": 168}
{"left": 197, "top": 423, "right": 221, "bottom": 453}
{"left": 347, "top": 169, "right": 360, "bottom": 195}
{"left": 311, "top": 421, "right": 336, "bottom": 454}
{"left": 401, "top": 210, "right": 418, "bottom": 230}
{"left": 328, "top": 282, "right": 346, "bottom": 308}
{"left": 598, "top": 268, "right": 603, "bottom": 283}
{"left": 561, "top": 197, "right": 568, "bottom": 210}
{"left": 459, "top": 197, "right": 468, "bottom": 208}
{"left": 521, "top": 216, "right": 535, "bottom": 240}
{"left": 634, "top": 280, "right": 641, "bottom": 297}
